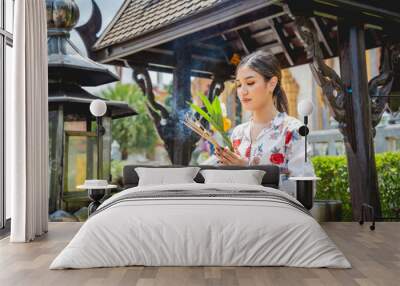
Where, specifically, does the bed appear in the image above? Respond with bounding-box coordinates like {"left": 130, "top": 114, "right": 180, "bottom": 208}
{"left": 50, "top": 165, "right": 350, "bottom": 269}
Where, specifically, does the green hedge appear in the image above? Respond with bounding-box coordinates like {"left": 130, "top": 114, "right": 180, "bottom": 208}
{"left": 312, "top": 152, "right": 400, "bottom": 220}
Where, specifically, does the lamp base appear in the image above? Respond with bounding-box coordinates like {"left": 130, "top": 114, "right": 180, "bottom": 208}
{"left": 289, "top": 176, "right": 320, "bottom": 210}
{"left": 88, "top": 188, "right": 106, "bottom": 215}
{"left": 296, "top": 180, "right": 314, "bottom": 210}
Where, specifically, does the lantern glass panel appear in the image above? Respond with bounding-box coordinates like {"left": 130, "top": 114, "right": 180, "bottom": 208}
{"left": 62, "top": 131, "right": 97, "bottom": 212}
{"left": 64, "top": 121, "right": 87, "bottom": 132}
{"left": 48, "top": 109, "right": 63, "bottom": 213}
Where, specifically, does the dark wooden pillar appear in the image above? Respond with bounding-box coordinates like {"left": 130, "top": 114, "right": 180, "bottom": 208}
{"left": 48, "top": 105, "right": 65, "bottom": 212}
{"left": 171, "top": 41, "right": 193, "bottom": 165}
{"left": 337, "top": 19, "right": 381, "bottom": 219}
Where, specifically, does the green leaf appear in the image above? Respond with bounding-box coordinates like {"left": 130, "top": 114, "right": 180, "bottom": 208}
{"left": 189, "top": 103, "right": 212, "bottom": 124}
{"left": 221, "top": 132, "right": 233, "bottom": 151}
{"left": 212, "top": 96, "right": 223, "bottom": 129}
{"left": 188, "top": 93, "right": 235, "bottom": 150}
{"left": 198, "top": 93, "right": 214, "bottom": 117}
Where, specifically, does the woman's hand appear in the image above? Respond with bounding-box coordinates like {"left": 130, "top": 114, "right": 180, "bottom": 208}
{"left": 215, "top": 147, "right": 248, "bottom": 166}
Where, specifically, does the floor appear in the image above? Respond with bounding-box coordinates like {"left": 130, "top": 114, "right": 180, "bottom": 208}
{"left": 0, "top": 219, "right": 10, "bottom": 239}
{"left": 0, "top": 222, "right": 399, "bottom": 286}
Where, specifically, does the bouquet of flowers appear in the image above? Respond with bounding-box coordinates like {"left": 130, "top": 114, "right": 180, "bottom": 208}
{"left": 184, "top": 93, "right": 233, "bottom": 151}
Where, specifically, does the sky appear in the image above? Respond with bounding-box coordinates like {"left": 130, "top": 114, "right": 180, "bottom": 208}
{"left": 75, "top": 0, "right": 125, "bottom": 31}
{"left": 71, "top": 0, "right": 125, "bottom": 56}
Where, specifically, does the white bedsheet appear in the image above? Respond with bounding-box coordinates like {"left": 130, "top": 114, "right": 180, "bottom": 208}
{"left": 50, "top": 183, "right": 351, "bottom": 269}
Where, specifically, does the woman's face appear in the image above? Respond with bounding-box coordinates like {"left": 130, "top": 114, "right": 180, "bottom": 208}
{"left": 235, "top": 66, "right": 277, "bottom": 111}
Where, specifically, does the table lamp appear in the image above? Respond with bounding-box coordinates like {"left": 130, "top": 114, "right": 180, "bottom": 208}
{"left": 297, "top": 99, "right": 314, "bottom": 164}
{"left": 90, "top": 99, "right": 107, "bottom": 179}
{"left": 288, "top": 99, "right": 320, "bottom": 210}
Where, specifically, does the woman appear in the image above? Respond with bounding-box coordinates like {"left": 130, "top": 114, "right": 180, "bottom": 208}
{"left": 215, "top": 51, "right": 315, "bottom": 196}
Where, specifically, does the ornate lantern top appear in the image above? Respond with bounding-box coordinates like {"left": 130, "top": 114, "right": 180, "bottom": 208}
{"left": 46, "top": 0, "right": 119, "bottom": 86}
{"left": 46, "top": 0, "right": 136, "bottom": 118}
{"left": 46, "top": 0, "right": 80, "bottom": 31}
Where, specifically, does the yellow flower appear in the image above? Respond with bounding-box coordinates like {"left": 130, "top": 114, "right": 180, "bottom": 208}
{"left": 223, "top": 117, "right": 231, "bottom": 132}
{"left": 230, "top": 53, "right": 241, "bottom": 66}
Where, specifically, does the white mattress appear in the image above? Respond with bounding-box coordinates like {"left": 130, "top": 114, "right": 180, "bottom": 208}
{"left": 50, "top": 183, "right": 351, "bottom": 269}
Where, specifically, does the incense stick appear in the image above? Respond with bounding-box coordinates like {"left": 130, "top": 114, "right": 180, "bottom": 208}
{"left": 182, "top": 115, "right": 221, "bottom": 149}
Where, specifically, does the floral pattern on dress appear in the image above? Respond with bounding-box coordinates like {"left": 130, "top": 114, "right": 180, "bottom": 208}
{"left": 229, "top": 112, "right": 315, "bottom": 195}
{"left": 285, "top": 131, "right": 293, "bottom": 145}
{"left": 233, "top": 139, "right": 241, "bottom": 149}
{"left": 245, "top": 145, "right": 251, "bottom": 158}
{"left": 269, "top": 146, "right": 284, "bottom": 165}
{"left": 232, "top": 139, "right": 242, "bottom": 155}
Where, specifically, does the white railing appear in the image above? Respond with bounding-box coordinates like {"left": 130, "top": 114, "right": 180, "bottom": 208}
{"left": 308, "top": 124, "right": 400, "bottom": 156}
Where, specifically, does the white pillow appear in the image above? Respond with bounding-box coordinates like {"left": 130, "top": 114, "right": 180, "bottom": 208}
{"left": 200, "top": 169, "right": 266, "bottom": 185}
{"left": 135, "top": 167, "right": 200, "bottom": 186}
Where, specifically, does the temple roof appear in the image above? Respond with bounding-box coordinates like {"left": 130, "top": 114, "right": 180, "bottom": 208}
{"left": 94, "top": 0, "right": 227, "bottom": 50}
{"left": 92, "top": 0, "right": 400, "bottom": 78}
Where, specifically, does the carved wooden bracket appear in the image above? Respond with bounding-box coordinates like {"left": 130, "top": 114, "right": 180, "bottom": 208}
{"left": 129, "top": 64, "right": 201, "bottom": 163}
{"left": 207, "top": 76, "right": 226, "bottom": 102}
{"left": 369, "top": 41, "right": 399, "bottom": 131}
{"left": 291, "top": 14, "right": 398, "bottom": 147}
{"left": 131, "top": 65, "right": 170, "bottom": 120}
{"left": 292, "top": 16, "right": 352, "bottom": 142}
{"left": 128, "top": 64, "right": 175, "bottom": 142}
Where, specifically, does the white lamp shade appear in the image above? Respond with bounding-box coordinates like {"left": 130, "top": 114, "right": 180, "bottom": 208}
{"left": 160, "top": 118, "right": 167, "bottom": 126}
{"left": 297, "top": 99, "right": 314, "bottom": 116}
{"left": 90, "top": 99, "right": 107, "bottom": 117}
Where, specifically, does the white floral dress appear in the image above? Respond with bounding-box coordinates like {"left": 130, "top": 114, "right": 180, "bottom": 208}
{"left": 230, "top": 112, "right": 315, "bottom": 196}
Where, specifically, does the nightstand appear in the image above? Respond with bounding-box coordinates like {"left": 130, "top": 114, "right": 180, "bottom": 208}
{"left": 77, "top": 181, "right": 117, "bottom": 215}
{"left": 289, "top": 176, "right": 320, "bottom": 210}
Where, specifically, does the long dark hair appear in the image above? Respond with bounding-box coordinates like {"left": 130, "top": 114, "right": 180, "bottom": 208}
{"left": 236, "top": 51, "right": 289, "bottom": 113}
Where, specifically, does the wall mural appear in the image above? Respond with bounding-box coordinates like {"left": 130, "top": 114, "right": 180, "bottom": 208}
{"left": 47, "top": 0, "right": 400, "bottom": 223}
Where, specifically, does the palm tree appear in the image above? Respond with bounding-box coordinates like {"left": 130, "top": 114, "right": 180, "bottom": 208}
{"left": 100, "top": 83, "right": 159, "bottom": 159}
